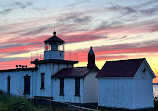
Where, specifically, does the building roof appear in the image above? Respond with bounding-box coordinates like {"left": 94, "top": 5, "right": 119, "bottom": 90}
{"left": 96, "top": 58, "right": 145, "bottom": 78}
{"left": 44, "top": 31, "right": 65, "bottom": 44}
{"left": 31, "top": 59, "right": 78, "bottom": 65}
{"left": 52, "top": 66, "right": 99, "bottom": 78}
{"left": 0, "top": 67, "right": 38, "bottom": 72}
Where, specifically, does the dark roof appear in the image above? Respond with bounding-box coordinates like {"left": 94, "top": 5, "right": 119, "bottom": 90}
{"left": 0, "top": 67, "right": 38, "bottom": 72}
{"left": 31, "top": 59, "right": 78, "bottom": 65}
{"left": 96, "top": 58, "right": 145, "bottom": 78}
{"left": 52, "top": 66, "right": 99, "bottom": 78}
{"left": 44, "top": 31, "right": 65, "bottom": 44}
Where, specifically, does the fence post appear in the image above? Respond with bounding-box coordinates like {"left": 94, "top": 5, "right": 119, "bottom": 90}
{"left": 49, "top": 97, "right": 51, "bottom": 108}
{"left": 68, "top": 102, "right": 70, "bottom": 111}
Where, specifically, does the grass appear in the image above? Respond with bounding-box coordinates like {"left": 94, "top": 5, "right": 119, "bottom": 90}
{"left": 0, "top": 91, "right": 52, "bottom": 111}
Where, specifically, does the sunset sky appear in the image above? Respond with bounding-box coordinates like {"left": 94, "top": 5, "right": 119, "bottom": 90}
{"left": 0, "top": 0, "right": 158, "bottom": 82}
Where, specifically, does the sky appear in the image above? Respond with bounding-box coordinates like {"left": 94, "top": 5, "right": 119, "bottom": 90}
{"left": 0, "top": 0, "right": 158, "bottom": 82}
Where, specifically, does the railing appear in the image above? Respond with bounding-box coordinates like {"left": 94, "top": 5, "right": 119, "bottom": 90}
{"left": 31, "top": 52, "right": 78, "bottom": 61}
{"left": 65, "top": 52, "right": 78, "bottom": 61}
{"left": 31, "top": 52, "right": 44, "bottom": 61}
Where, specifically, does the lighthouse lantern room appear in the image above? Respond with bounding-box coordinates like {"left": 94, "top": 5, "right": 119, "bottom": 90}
{"left": 44, "top": 31, "right": 65, "bottom": 60}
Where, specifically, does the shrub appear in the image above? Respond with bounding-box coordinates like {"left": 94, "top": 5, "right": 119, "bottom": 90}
{"left": 9, "top": 98, "right": 36, "bottom": 111}
{"left": 0, "top": 90, "right": 36, "bottom": 111}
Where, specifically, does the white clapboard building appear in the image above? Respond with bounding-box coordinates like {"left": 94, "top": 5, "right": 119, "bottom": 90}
{"left": 0, "top": 31, "right": 99, "bottom": 104}
{"left": 96, "top": 58, "right": 156, "bottom": 110}
{"left": 0, "top": 31, "right": 156, "bottom": 109}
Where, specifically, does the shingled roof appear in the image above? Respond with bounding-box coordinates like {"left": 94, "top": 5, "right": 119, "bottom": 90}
{"left": 52, "top": 67, "right": 99, "bottom": 78}
{"left": 96, "top": 58, "right": 145, "bottom": 78}
{"left": 44, "top": 31, "right": 65, "bottom": 44}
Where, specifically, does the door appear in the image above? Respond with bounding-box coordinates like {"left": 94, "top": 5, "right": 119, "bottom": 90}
{"left": 7, "top": 76, "right": 10, "bottom": 94}
{"left": 24, "top": 75, "right": 30, "bottom": 95}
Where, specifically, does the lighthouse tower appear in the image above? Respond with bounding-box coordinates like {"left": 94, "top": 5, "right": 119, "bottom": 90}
{"left": 44, "top": 31, "right": 65, "bottom": 60}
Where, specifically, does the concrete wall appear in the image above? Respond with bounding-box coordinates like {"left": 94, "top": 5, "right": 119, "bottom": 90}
{"left": 98, "top": 78, "right": 133, "bottom": 109}
{"left": 52, "top": 78, "right": 84, "bottom": 103}
{"left": 133, "top": 61, "right": 154, "bottom": 109}
{"left": 83, "top": 70, "right": 98, "bottom": 103}
{"left": 0, "top": 71, "right": 33, "bottom": 98}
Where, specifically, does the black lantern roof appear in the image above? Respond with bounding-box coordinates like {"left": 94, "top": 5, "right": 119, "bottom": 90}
{"left": 44, "top": 31, "right": 65, "bottom": 44}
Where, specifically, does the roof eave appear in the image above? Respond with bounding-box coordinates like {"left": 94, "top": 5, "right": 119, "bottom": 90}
{"left": 51, "top": 76, "right": 83, "bottom": 78}
{"left": 31, "top": 59, "right": 78, "bottom": 65}
{"left": 96, "top": 76, "right": 134, "bottom": 78}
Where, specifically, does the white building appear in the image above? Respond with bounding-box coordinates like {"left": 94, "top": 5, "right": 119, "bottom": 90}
{"left": 96, "top": 58, "right": 156, "bottom": 110}
{"left": 0, "top": 68, "right": 37, "bottom": 98}
{"left": 0, "top": 31, "right": 99, "bottom": 104}
{"left": 51, "top": 50, "right": 99, "bottom": 103}
{"left": 51, "top": 67, "right": 99, "bottom": 103}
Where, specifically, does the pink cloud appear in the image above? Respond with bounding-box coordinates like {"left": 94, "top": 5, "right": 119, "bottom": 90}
{"left": 0, "top": 59, "right": 34, "bottom": 70}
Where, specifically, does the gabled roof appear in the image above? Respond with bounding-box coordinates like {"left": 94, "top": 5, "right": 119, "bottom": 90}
{"left": 52, "top": 66, "right": 99, "bottom": 78}
{"left": 44, "top": 31, "right": 65, "bottom": 44}
{"left": 96, "top": 58, "right": 145, "bottom": 78}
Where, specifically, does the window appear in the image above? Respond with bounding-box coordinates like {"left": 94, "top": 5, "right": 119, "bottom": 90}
{"left": 75, "top": 78, "right": 80, "bottom": 96}
{"left": 7, "top": 76, "right": 10, "bottom": 94}
{"left": 41, "top": 73, "right": 45, "bottom": 89}
{"left": 24, "top": 75, "right": 31, "bottom": 95}
{"left": 60, "top": 78, "right": 64, "bottom": 96}
{"left": 53, "top": 63, "right": 54, "bottom": 70}
{"left": 142, "top": 68, "right": 146, "bottom": 78}
{"left": 58, "top": 64, "right": 60, "bottom": 71}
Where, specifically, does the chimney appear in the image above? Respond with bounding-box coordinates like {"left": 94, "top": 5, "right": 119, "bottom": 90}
{"left": 87, "top": 46, "right": 95, "bottom": 69}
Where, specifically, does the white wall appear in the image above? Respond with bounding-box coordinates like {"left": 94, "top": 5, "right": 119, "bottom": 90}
{"left": 44, "top": 51, "right": 64, "bottom": 60}
{"left": 83, "top": 71, "right": 98, "bottom": 103}
{"left": 0, "top": 62, "right": 73, "bottom": 99}
{"left": 0, "top": 71, "right": 33, "bottom": 98}
{"left": 98, "top": 78, "right": 133, "bottom": 109}
{"left": 52, "top": 78, "right": 84, "bottom": 103}
{"left": 34, "top": 63, "right": 68, "bottom": 97}
{"left": 133, "top": 61, "right": 154, "bottom": 109}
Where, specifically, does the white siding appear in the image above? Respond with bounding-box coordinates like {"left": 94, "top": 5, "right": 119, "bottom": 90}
{"left": 133, "top": 61, "right": 154, "bottom": 109}
{"left": 98, "top": 60, "right": 155, "bottom": 110}
{"left": 98, "top": 78, "right": 133, "bottom": 109}
{"left": 83, "top": 71, "right": 98, "bottom": 103}
{"left": 34, "top": 63, "right": 52, "bottom": 97}
{"left": 0, "top": 62, "right": 73, "bottom": 98}
{"left": 0, "top": 71, "right": 33, "bottom": 98}
{"left": 52, "top": 78, "right": 84, "bottom": 103}
{"left": 34, "top": 63, "right": 68, "bottom": 97}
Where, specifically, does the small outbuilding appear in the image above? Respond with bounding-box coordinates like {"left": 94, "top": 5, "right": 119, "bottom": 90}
{"left": 96, "top": 58, "right": 156, "bottom": 110}
{"left": 51, "top": 67, "right": 99, "bottom": 104}
{"left": 51, "top": 47, "right": 99, "bottom": 104}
